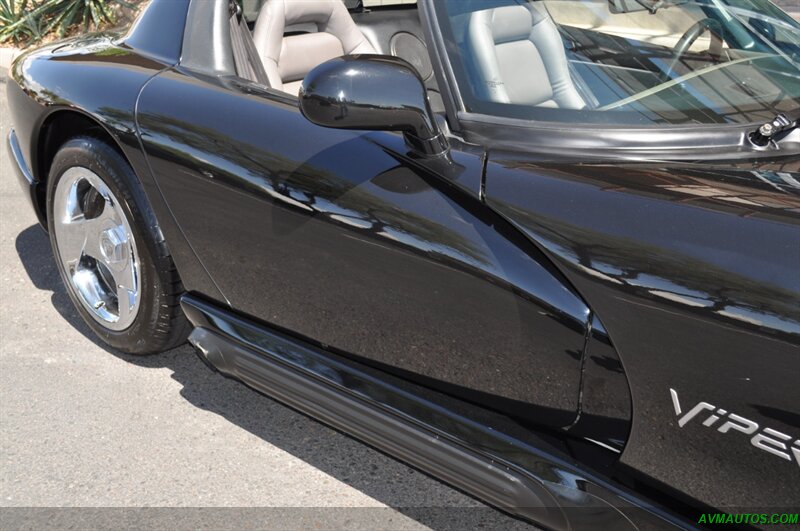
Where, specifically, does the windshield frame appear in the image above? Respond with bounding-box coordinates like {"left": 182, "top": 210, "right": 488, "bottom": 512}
{"left": 418, "top": 0, "right": 800, "bottom": 158}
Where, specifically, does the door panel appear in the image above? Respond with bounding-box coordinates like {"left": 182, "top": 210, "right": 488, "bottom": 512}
{"left": 136, "top": 69, "right": 590, "bottom": 425}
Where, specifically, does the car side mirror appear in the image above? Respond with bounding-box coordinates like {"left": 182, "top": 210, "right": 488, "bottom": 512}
{"left": 299, "top": 55, "right": 448, "bottom": 157}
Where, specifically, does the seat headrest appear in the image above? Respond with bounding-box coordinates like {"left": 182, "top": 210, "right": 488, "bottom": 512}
{"left": 266, "top": 0, "right": 368, "bottom": 52}
{"left": 253, "top": 0, "right": 376, "bottom": 93}
{"left": 487, "top": 5, "right": 533, "bottom": 44}
{"left": 283, "top": 0, "right": 343, "bottom": 25}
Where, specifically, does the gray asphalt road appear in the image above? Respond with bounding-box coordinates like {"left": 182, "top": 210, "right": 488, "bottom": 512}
{"left": 0, "top": 75, "right": 535, "bottom": 530}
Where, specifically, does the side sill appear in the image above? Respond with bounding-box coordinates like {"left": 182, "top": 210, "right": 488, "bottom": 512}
{"left": 181, "top": 294, "right": 690, "bottom": 531}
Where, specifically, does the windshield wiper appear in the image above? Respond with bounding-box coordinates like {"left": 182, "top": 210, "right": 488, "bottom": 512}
{"left": 749, "top": 113, "right": 799, "bottom": 147}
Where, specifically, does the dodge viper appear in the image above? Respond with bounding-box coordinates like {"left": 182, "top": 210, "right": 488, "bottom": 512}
{"left": 6, "top": 0, "right": 800, "bottom": 528}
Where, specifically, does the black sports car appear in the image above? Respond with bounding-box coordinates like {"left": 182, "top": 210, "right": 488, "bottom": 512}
{"left": 6, "top": 0, "right": 800, "bottom": 528}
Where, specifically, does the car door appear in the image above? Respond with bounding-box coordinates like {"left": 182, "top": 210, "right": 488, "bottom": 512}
{"left": 135, "top": 66, "right": 591, "bottom": 427}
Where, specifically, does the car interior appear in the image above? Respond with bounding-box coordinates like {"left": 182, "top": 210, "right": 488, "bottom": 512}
{"left": 231, "top": 0, "right": 446, "bottom": 111}
{"left": 442, "top": 0, "right": 798, "bottom": 125}
{"left": 200, "top": 0, "right": 798, "bottom": 127}
{"left": 250, "top": 0, "right": 377, "bottom": 96}
{"left": 231, "top": 0, "right": 627, "bottom": 113}
{"left": 464, "top": 3, "right": 587, "bottom": 109}
{"left": 235, "top": 0, "right": 608, "bottom": 112}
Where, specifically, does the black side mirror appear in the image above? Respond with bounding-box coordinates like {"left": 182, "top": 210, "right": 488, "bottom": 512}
{"left": 299, "top": 55, "right": 448, "bottom": 157}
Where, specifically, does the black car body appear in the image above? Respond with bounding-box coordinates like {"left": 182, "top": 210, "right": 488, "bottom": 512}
{"left": 6, "top": 0, "right": 800, "bottom": 528}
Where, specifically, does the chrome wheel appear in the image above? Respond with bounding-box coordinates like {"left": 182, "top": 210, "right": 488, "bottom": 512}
{"left": 53, "top": 167, "right": 141, "bottom": 330}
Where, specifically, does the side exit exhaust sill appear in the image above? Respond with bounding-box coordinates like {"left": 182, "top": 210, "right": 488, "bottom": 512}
{"left": 181, "top": 294, "right": 689, "bottom": 530}
{"left": 189, "top": 326, "right": 564, "bottom": 527}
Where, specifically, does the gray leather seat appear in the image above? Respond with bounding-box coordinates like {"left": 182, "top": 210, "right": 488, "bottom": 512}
{"left": 466, "top": 4, "right": 585, "bottom": 109}
{"left": 253, "top": 0, "right": 377, "bottom": 96}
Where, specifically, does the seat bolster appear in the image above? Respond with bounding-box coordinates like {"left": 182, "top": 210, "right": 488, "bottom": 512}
{"left": 349, "top": 38, "right": 376, "bottom": 55}
{"left": 253, "top": 0, "right": 288, "bottom": 90}
{"left": 467, "top": 9, "right": 511, "bottom": 103}
{"left": 528, "top": 12, "right": 586, "bottom": 109}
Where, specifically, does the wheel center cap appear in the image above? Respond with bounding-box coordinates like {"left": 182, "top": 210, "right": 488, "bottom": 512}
{"left": 99, "top": 227, "right": 127, "bottom": 264}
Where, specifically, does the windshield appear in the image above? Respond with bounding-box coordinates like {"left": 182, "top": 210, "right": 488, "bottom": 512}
{"left": 434, "top": 0, "right": 800, "bottom": 125}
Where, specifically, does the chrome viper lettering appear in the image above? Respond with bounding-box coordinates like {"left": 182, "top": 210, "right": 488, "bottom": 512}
{"left": 670, "top": 388, "right": 800, "bottom": 467}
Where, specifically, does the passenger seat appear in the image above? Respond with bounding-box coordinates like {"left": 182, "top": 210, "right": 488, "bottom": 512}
{"left": 253, "top": 0, "right": 377, "bottom": 96}
{"left": 466, "top": 4, "right": 585, "bottom": 109}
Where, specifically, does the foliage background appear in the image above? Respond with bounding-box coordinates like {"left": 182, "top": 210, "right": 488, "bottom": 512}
{"left": 0, "top": 0, "right": 146, "bottom": 46}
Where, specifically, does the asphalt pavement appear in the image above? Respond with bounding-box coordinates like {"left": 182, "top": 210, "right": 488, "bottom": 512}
{"left": 0, "top": 73, "right": 535, "bottom": 530}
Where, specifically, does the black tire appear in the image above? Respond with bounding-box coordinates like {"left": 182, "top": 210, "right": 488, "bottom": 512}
{"left": 46, "top": 135, "right": 190, "bottom": 354}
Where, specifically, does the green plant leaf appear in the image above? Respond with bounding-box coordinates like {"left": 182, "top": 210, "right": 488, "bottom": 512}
{"left": 2, "top": 0, "right": 142, "bottom": 46}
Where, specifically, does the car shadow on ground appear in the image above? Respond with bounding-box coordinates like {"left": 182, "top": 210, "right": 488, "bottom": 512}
{"left": 15, "top": 224, "right": 534, "bottom": 531}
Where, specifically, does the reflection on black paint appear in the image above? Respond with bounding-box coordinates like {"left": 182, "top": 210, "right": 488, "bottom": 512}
{"left": 485, "top": 154, "right": 800, "bottom": 511}
{"left": 136, "top": 69, "right": 592, "bottom": 426}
